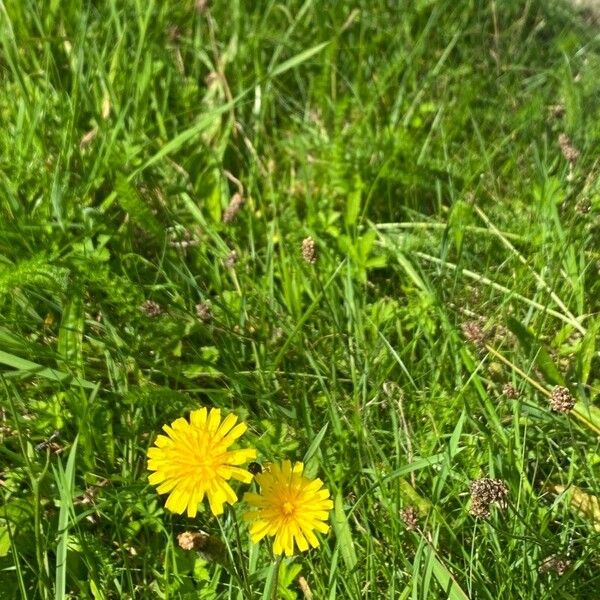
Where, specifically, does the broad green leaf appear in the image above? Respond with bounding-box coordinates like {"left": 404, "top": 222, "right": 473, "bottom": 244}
{"left": 53, "top": 436, "right": 79, "bottom": 600}
{"left": 57, "top": 292, "right": 84, "bottom": 376}
{"left": 199, "top": 168, "right": 223, "bottom": 223}
{"left": 358, "top": 230, "right": 376, "bottom": 258}
{"left": 344, "top": 177, "right": 363, "bottom": 227}
{"left": 303, "top": 423, "right": 329, "bottom": 464}
{"left": 426, "top": 545, "right": 470, "bottom": 600}
{"left": 0, "top": 350, "right": 96, "bottom": 389}
{"left": 448, "top": 199, "right": 473, "bottom": 254}
{"left": 576, "top": 319, "right": 598, "bottom": 384}
{"left": 333, "top": 491, "right": 357, "bottom": 571}
{"left": 0, "top": 523, "right": 10, "bottom": 557}
{"left": 116, "top": 174, "right": 163, "bottom": 239}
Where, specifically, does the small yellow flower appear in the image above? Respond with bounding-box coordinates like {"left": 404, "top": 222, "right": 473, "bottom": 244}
{"left": 243, "top": 460, "right": 333, "bottom": 556}
{"left": 147, "top": 408, "right": 256, "bottom": 517}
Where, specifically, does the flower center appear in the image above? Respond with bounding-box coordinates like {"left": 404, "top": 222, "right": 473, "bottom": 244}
{"left": 282, "top": 501, "right": 295, "bottom": 516}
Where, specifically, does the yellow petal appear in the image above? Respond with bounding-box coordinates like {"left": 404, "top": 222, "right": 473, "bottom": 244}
{"left": 153, "top": 435, "right": 171, "bottom": 448}
{"left": 170, "top": 417, "right": 189, "bottom": 431}
{"left": 207, "top": 408, "right": 221, "bottom": 432}
{"left": 190, "top": 408, "right": 208, "bottom": 428}
{"left": 293, "top": 528, "right": 309, "bottom": 553}
{"left": 221, "top": 422, "right": 248, "bottom": 445}
{"left": 157, "top": 478, "right": 178, "bottom": 494}
{"left": 225, "top": 448, "right": 257, "bottom": 466}
{"left": 165, "top": 488, "right": 187, "bottom": 514}
{"left": 219, "top": 465, "right": 254, "bottom": 483}
{"left": 215, "top": 412, "right": 238, "bottom": 439}
{"left": 148, "top": 471, "right": 166, "bottom": 485}
{"left": 249, "top": 520, "right": 271, "bottom": 542}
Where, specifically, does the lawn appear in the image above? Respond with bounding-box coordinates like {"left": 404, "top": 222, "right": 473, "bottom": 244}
{"left": 1, "top": 1, "right": 600, "bottom": 598}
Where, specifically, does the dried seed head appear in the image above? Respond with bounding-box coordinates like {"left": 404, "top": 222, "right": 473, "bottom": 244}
{"left": 575, "top": 198, "right": 591, "bottom": 214}
{"left": 469, "top": 498, "right": 492, "bottom": 519}
{"left": 177, "top": 530, "right": 227, "bottom": 564}
{"left": 195, "top": 302, "right": 212, "bottom": 323}
{"left": 502, "top": 383, "right": 519, "bottom": 399}
{"left": 297, "top": 575, "right": 313, "bottom": 600}
{"left": 168, "top": 227, "right": 199, "bottom": 249}
{"left": 222, "top": 193, "right": 245, "bottom": 224}
{"left": 538, "top": 554, "right": 571, "bottom": 576}
{"left": 271, "top": 327, "right": 284, "bottom": 344}
{"left": 470, "top": 478, "right": 508, "bottom": 504}
{"left": 558, "top": 133, "right": 580, "bottom": 164}
{"left": 101, "top": 93, "right": 111, "bottom": 120}
{"left": 469, "top": 478, "right": 508, "bottom": 518}
{"left": 549, "top": 386, "right": 575, "bottom": 413}
{"left": 140, "top": 300, "right": 162, "bottom": 317}
{"left": 224, "top": 250, "right": 238, "bottom": 269}
{"left": 548, "top": 104, "right": 565, "bottom": 119}
{"left": 167, "top": 25, "right": 181, "bottom": 44}
{"left": 80, "top": 127, "right": 98, "bottom": 150}
{"left": 204, "top": 71, "right": 220, "bottom": 87}
{"left": 400, "top": 506, "right": 419, "bottom": 531}
{"left": 301, "top": 236, "right": 318, "bottom": 264}
{"left": 178, "top": 531, "right": 210, "bottom": 551}
{"left": 195, "top": 0, "right": 209, "bottom": 12}
{"left": 461, "top": 319, "right": 488, "bottom": 350}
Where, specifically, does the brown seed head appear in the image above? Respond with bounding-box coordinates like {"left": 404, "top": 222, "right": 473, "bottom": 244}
{"left": 461, "top": 319, "right": 488, "bottom": 350}
{"left": 558, "top": 133, "right": 580, "bottom": 164}
{"left": 469, "top": 478, "right": 508, "bottom": 518}
{"left": 469, "top": 498, "right": 492, "bottom": 519}
{"left": 223, "top": 193, "right": 245, "bottom": 224}
{"left": 177, "top": 530, "right": 228, "bottom": 565}
{"left": 575, "top": 198, "right": 591, "bottom": 214}
{"left": 168, "top": 227, "right": 199, "bottom": 249}
{"left": 178, "top": 531, "right": 210, "bottom": 551}
{"left": 301, "top": 236, "right": 318, "bottom": 264}
{"left": 538, "top": 554, "right": 571, "bottom": 576}
{"left": 297, "top": 575, "right": 314, "bottom": 600}
{"left": 195, "top": 302, "right": 212, "bottom": 323}
{"left": 548, "top": 104, "right": 565, "bottom": 119}
{"left": 224, "top": 250, "right": 238, "bottom": 269}
{"left": 167, "top": 25, "right": 181, "bottom": 44}
{"left": 549, "top": 385, "right": 575, "bottom": 413}
{"left": 140, "top": 300, "right": 162, "bottom": 317}
{"left": 502, "top": 383, "right": 519, "bottom": 399}
{"left": 400, "top": 506, "right": 419, "bottom": 531}
{"left": 80, "top": 127, "right": 98, "bottom": 150}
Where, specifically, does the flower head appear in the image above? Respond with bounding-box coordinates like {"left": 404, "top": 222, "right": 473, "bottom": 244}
{"left": 147, "top": 408, "right": 257, "bottom": 517}
{"left": 549, "top": 385, "right": 575, "bottom": 413}
{"left": 469, "top": 477, "right": 508, "bottom": 518}
{"left": 301, "top": 236, "right": 317, "bottom": 264}
{"left": 243, "top": 460, "right": 333, "bottom": 556}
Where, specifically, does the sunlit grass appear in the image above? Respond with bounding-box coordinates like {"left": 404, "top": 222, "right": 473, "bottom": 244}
{"left": 1, "top": 0, "right": 599, "bottom": 598}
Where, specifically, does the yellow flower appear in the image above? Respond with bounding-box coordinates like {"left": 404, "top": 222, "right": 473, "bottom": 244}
{"left": 147, "top": 408, "right": 257, "bottom": 517}
{"left": 243, "top": 460, "right": 333, "bottom": 556}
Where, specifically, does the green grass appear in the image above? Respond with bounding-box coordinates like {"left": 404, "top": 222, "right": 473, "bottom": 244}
{"left": 1, "top": 0, "right": 600, "bottom": 598}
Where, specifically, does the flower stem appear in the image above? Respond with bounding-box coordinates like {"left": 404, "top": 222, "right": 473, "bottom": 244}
{"left": 217, "top": 511, "right": 253, "bottom": 599}
{"left": 266, "top": 555, "right": 283, "bottom": 600}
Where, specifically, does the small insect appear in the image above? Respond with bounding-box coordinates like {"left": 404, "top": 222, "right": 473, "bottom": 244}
{"left": 35, "top": 430, "right": 61, "bottom": 453}
{"left": 248, "top": 462, "right": 263, "bottom": 475}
